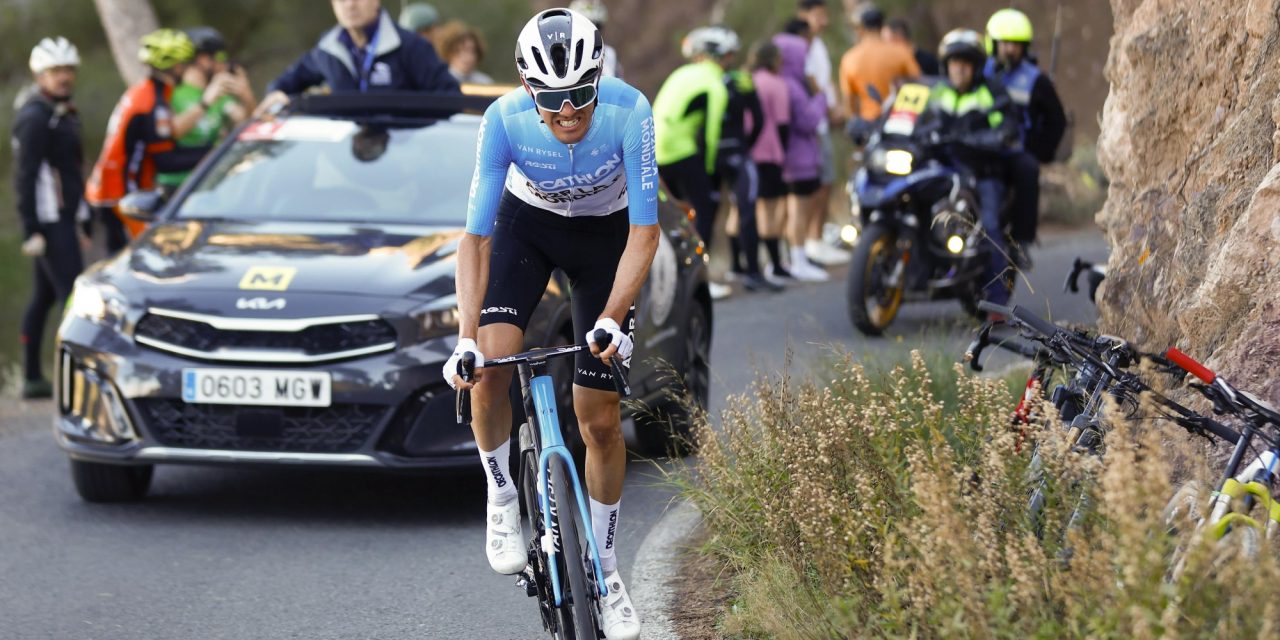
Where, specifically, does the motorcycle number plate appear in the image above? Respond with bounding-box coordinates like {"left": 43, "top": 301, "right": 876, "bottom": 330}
{"left": 891, "top": 84, "right": 931, "bottom": 116}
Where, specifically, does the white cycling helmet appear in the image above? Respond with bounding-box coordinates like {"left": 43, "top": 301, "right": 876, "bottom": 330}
{"left": 568, "top": 0, "right": 608, "bottom": 25}
{"left": 29, "top": 37, "right": 80, "bottom": 74}
{"left": 515, "top": 8, "right": 603, "bottom": 90}
{"left": 681, "top": 26, "right": 739, "bottom": 60}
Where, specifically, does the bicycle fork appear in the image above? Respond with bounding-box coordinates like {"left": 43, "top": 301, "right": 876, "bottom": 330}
{"left": 529, "top": 374, "right": 609, "bottom": 606}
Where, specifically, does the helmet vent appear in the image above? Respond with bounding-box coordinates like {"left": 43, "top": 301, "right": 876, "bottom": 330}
{"left": 573, "top": 39, "right": 585, "bottom": 71}
{"left": 531, "top": 47, "right": 550, "bottom": 76}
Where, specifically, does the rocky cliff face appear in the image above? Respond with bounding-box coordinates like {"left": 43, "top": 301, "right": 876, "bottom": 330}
{"left": 1097, "top": 0, "right": 1280, "bottom": 401}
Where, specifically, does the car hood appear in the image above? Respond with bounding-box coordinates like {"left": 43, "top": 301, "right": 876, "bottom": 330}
{"left": 100, "top": 219, "right": 464, "bottom": 304}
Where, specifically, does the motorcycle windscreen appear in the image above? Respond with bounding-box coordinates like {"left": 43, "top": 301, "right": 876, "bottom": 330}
{"left": 882, "top": 84, "right": 931, "bottom": 137}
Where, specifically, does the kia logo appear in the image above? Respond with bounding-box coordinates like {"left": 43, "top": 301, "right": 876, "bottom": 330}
{"left": 236, "top": 297, "right": 286, "bottom": 310}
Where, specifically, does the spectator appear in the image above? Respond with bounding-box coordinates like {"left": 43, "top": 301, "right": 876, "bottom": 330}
{"left": 569, "top": 0, "right": 624, "bottom": 79}
{"left": 884, "top": 16, "right": 939, "bottom": 76}
{"left": 796, "top": 0, "right": 849, "bottom": 267}
{"left": 13, "top": 37, "right": 87, "bottom": 399}
{"left": 156, "top": 27, "right": 256, "bottom": 191}
{"left": 838, "top": 3, "right": 920, "bottom": 124}
{"left": 86, "top": 29, "right": 220, "bottom": 250}
{"left": 398, "top": 2, "right": 441, "bottom": 43}
{"left": 773, "top": 30, "right": 830, "bottom": 282}
{"left": 257, "top": 0, "right": 459, "bottom": 115}
{"left": 434, "top": 21, "right": 494, "bottom": 85}
{"left": 654, "top": 27, "right": 732, "bottom": 299}
{"left": 747, "top": 40, "right": 793, "bottom": 281}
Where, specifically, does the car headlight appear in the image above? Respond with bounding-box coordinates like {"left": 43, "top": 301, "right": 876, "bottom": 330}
{"left": 66, "top": 280, "right": 127, "bottom": 328}
{"left": 409, "top": 300, "right": 461, "bottom": 341}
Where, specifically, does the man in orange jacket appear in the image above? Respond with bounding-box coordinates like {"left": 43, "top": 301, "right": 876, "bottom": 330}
{"left": 86, "top": 29, "right": 227, "bottom": 251}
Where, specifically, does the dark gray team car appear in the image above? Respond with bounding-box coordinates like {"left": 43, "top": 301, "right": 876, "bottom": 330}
{"left": 54, "top": 93, "right": 711, "bottom": 502}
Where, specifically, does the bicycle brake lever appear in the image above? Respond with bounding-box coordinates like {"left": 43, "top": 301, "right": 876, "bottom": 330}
{"left": 964, "top": 322, "right": 995, "bottom": 372}
{"left": 593, "top": 328, "right": 632, "bottom": 398}
{"left": 456, "top": 352, "right": 476, "bottom": 425}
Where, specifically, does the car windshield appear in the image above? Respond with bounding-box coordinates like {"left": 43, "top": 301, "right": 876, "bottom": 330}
{"left": 175, "top": 116, "right": 479, "bottom": 225}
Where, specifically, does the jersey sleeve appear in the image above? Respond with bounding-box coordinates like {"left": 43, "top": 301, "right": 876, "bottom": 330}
{"left": 464, "top": 101, "right": 513, "bottom": 236}
{"left": 622, "top": 94, "right": 659, "bottom": 226}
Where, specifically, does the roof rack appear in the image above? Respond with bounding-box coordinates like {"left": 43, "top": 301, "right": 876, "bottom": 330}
{"left": 287, "top": 92, "right": 499, "bottom": 119}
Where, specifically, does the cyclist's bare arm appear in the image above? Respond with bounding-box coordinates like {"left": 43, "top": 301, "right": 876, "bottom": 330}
{"left": 596, "top": 223, "right": 659, "bottom": 360}
{"left": 454, "top": 232, "right": 493, "bottom": 387}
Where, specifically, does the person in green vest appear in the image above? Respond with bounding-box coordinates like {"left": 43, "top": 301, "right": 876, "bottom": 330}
{"left": 923, "top": 28, "right": 1021, "bottom": 308}
{"left": 156, "top": 27, "right": 256, "bottom": 191}
{"left": 653, "top": 26, "right": 731, "bottom": 298}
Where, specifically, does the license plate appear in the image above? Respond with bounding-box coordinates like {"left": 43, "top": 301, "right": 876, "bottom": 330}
{"left": 182, "top": 368, "right": 331, "bottom": 407}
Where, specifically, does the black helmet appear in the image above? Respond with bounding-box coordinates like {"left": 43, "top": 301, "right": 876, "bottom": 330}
{"left": 938, "top": 28, "right": 986, "bottom": 69}
{"left": 185, "top": 26, "right": 226, "bottom": 56}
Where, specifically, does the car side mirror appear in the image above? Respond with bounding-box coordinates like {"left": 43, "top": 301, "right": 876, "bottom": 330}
{"left": 118, "top": 190, "right": 166, "bottom": 223}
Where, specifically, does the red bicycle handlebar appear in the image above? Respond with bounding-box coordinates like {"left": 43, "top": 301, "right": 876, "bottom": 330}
{"left": 1164, "top": 347, "right": 1216, "bottom": 384}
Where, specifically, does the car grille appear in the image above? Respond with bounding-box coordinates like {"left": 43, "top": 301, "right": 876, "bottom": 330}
{"left": 136, "top": 399, "right": 386, "bottom": 453}
{"left": 134, "top": 313, "right": 397, "bottom": 362}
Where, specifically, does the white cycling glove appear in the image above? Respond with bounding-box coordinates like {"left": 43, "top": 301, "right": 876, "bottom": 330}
{"left": 586, "top": 318, "right": 633, "bottom": 362}
{"left": 443, "top": 338, "right": 484, "bottom": 390}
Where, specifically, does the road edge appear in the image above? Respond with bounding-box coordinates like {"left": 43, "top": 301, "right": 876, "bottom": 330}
{"left": 630, "top": 498, "right": 702, "bottom": 640}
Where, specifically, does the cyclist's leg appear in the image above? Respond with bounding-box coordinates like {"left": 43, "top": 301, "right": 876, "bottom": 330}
{"left": 20, "top": 248, "right": 56, "bottom": 383}
{"left": 731, "top": 156, "right": 762, "bottom": 275}
{"left": 659, "top": 155, "right": 718, "bottom": 249}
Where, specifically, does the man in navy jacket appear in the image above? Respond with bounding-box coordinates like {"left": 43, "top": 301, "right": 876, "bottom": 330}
{"left": 257, "top": 0, "right": 459, "bottom": 114}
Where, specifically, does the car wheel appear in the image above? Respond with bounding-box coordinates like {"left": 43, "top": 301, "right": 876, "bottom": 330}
{"left": 635, "top": 301, "right": 710, "bottom": 458}
{"left": 70, "top": 459, "right": 153, "bottom": 502}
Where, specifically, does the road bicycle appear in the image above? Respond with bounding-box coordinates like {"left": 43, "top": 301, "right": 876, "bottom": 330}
{"left": 1161, "top": 347, "right": 1280, "bottom": 575}
{"left": 456, "top": 330, "right": 628, "bottom": 639}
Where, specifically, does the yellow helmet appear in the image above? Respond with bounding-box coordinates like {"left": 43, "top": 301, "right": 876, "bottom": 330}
{"left": 138, "top": 28, "right": 195, "bottom": 70}
{"left": 985, "top": 8, "right": 1033, "bottom": 54}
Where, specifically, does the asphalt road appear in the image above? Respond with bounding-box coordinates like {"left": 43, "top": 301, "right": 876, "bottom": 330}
{"left": 0, "top": 227, "right": 1105, "bottom": 639}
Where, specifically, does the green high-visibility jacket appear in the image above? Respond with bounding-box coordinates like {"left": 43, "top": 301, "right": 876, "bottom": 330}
{"left": 653, "top": 60, "right": 727, "bottom": 173}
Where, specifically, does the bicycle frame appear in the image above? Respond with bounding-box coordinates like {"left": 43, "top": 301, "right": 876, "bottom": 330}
{"left": 513, "top": 356, "right": 610, "bottom": 605}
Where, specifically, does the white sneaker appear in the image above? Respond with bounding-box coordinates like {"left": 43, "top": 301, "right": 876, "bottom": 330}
{"left": 790, "top": 259, "right": 830, "bottom": 282}
{"left": 599, "top": 570, "right": 641, "bottom": 640}
{"left": 708, "top": 282, "right": 733, "bottom": 300}
{"left": 806, "top": 240, "right": 851, "bottom": 266}
{"left": 485, "top": 500, "right": 526, "bottom": 575}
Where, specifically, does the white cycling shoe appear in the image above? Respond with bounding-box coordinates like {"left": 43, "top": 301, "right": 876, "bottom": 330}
{"left": 485, "top": 500, "right": 526, "bottom": 575}
{"left": 599, "top": 570, "right": 641, "bottom": 640}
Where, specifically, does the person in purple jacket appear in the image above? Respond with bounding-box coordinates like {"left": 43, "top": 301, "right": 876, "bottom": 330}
{"left": 773, "top": 24, "right": 830, "bottom": 282}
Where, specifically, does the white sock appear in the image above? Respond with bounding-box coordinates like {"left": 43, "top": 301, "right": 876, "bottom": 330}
{"left": 590, "top": 497, "right": 620, "bottom": 575}
{"left": 479, "top": 440, "right": 517, "bottom": 505}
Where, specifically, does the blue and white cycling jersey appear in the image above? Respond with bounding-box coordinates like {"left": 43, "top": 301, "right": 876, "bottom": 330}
{"left": 465, "top": 77, "right": 659, "bottom": 236}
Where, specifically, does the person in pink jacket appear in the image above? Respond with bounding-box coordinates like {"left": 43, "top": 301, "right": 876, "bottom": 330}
{"left": 747, "top": 40, "right": 792, "bottom": 280}
{"left": 773, "top": 27, "right": 830, "bottom": 281}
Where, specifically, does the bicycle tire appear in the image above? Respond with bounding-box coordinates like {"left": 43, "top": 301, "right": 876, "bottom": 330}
{"left": 518, "top": 422, "right": 559, "bottom": 636}
{"left": 550, "top": 459, "right": 601, "bottom": 640}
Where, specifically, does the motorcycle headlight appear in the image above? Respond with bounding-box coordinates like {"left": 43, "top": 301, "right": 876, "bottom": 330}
{"left": 883, "top": 149, "right": 914, "bottom": 176}
{"left": 66, "top": 280, "right": 127, "bottom": 328}
{"left": 409, "top": 300, "right": 461, "bottom": 341}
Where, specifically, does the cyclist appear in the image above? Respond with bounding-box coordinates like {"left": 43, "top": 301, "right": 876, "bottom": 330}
{"left": 569, "top": 0, "right": 623, "bottom": 78}
{"left": 923, "top": 29, "right": 1020, "bottom": 307}
{"left": 257, "top": 0, "right": 459, "bottom": 115}
{"left": 86, "top": 29, "right": 218, "bottom": 251}
{"left": 653, "top": 25, "right": 730, "bottom": 298}
{"left": 984, "top": 8, "right": 1067, "bottom": 265}
{"left": 13, "top": 37, "right": 87, "bottom": 399}
{"left": 445, "top": 9, "right": 654, "bottom": 639}
{"left": 156, "top": 27, "right": 255, "bottom": 191}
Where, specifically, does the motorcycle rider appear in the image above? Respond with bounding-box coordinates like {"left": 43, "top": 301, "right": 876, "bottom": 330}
{"left": 923, "top": 29, "right": 1021, "bottom": 308}
{"left": 984, "top": 8, "right": 1067, "bottom": 266}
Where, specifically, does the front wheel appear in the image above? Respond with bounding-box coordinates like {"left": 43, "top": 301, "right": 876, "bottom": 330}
{"left": 550, "top": 460, "right": 601, "bottom": 640}
{"left": 70, "top": 459, "right": 153, "bottom": 502}
{"left": 847, "top": 223, "right": 906, "bottom": 336}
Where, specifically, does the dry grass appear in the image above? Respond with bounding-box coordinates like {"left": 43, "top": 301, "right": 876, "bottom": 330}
{"left": 677, "top": 350, "right": 1280, "bottom": 639}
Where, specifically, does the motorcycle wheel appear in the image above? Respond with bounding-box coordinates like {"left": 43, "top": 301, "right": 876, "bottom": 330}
{"left": 847, "top": 223, "right": 905, "bottom": 336}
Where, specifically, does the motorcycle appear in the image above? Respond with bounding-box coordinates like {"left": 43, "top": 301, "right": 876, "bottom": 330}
{"left": 845, "top": 82, "right": 1012, "bottom": 336}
